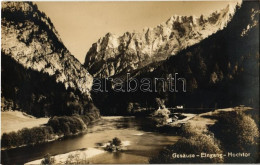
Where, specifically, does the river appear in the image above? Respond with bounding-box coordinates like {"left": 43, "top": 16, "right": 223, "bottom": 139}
{"left": 1, "top": 116, "right": 180, "bottom": 164}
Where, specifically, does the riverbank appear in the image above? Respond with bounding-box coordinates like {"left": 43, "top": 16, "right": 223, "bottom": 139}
{"left": 150, "top": 106, "right": 258, "bottom": 163}
{"left": 154, "top": 106, "right": 253, "bottom": 133}
{"left": 2, "top": 116, "right": 180, "bottom": 164}
{"left": 24, "top": 140, "right": 132, "bottom": 164}
{"left": 1, "top": 111, "right": 49, "bottom": 135}
{"left": 23, "top": 137, "right": 146, "bottom": 164}
{"left": 25, "top": 148, "right": 105, "bottom": 164}
{"left": 187, "top": 106, "right": 253, "bottom": 132}
{"left": 1, "top": 113, "right": 100, "bottom": 150}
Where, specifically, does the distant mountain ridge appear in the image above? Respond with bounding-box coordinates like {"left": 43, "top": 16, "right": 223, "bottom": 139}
{"left": 84, "top": 3, "right": 238, "bottom": 78}
{"left": 90, "top": 2, "right": 259, "bottom": 115}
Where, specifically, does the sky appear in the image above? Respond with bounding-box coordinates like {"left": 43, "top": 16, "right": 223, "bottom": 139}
{"left": 36, "top": 1, "right": 239, "bottom": 63}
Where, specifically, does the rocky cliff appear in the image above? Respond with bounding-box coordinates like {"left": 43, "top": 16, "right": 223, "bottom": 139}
{"left": 1, "top": 2, "right": 93, "bottom": 95}
{"left": 1, "top": 2, "right": 98, "bottom": 117}
{"left": 90, "top": 2, "right": 259, "bottom": 115}
{"left": 84, "top": 3, "right": 237, "bottom": 78}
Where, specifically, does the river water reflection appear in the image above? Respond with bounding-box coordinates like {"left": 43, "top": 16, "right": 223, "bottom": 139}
{"left": 2, "top": 116, "right": 180, "bottom": 164}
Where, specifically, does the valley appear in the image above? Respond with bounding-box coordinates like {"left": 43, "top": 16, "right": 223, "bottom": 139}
{"left": 1, "top": 1, "right": 259, "bottom": 164}
{"left": 1, "top": 116, "right": 180, "bottom": 164}
{"left": 2, "top": 107, "right": 255, "bottom": 164}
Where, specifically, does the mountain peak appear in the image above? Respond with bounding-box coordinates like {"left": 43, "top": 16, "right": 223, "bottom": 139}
{"left": 84, "top": 4, "right": 237, "bottom": 78}
{"left": 1, "top": 1, "right": 93, "bottom": 95}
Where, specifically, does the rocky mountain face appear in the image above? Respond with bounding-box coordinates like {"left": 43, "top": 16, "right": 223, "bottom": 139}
{"left": 1, "top": 2, "right": 99, "bottom": 117}
{"left": 84, "top": 4, "right": 237, "bottom": 78}
{"left": 91, "top": 2, "right": 259, "bottom": 115}
{"left": 1, "top": 2, "right": 93, "bottom": 94}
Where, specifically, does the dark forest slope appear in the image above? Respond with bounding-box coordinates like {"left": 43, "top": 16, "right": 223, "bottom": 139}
{"left": 91, "top": 2, "right": 259, "bottom": 115}
{"left": 1, "top": 2, "right": 99, "bottom": 117}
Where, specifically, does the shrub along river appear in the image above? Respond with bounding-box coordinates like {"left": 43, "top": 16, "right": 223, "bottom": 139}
{"left": 1, "top": 116, "right": 180, "bottom": 164}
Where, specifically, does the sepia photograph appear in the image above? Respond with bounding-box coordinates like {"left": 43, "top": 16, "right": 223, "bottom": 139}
{"left": 0, "top": 0, "right": 259, "bottom": 164}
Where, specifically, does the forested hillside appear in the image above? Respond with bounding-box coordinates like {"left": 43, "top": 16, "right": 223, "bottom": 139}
{"left": 91, "top": 2, "right": 259, "bottom": 115}
{"left": 1, "top": 2, "right": 98, "bottom": 117}
{"left": 1, "top": 53, "right": 99, "bottom": 117}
